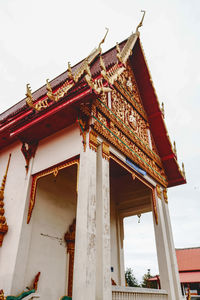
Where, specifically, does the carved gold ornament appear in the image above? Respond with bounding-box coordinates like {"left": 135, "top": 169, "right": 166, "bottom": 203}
{"left": 0, "top": 290, "right": 5, "bottom": 300}
{"left": 102, "top": 142, "right": 110, "bottom": 160}
{"left": 64, "top": 219, "right": 76, "bottom": 297}
{"left": 27, "top": 158, "right": 79, "bottom": 224}
{"left": 156, "top": 185, "right": 162, "bottom": 199}
{"left": 89, "top": 130, "right": 98, "bottom": 152}
{"left": 0, "top": 154, "right": 11, "bottom": 247}
{"left": 152, "top": 188, "right": 158, "bottom": 225}
{"left": 26, "top": 84, "right": 49, "bottom": 111}
{"left": 163, "top": 188, "right": 168, "bottom": 204}
{"left": 26, "top": 29, "right": 109, "bottom": 112}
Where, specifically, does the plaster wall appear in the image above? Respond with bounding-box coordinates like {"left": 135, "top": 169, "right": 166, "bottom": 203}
{"left": 24, "top": 169, "right": 77, "bottom": 300}
{"left": 0, "top": 142, "right": 29, "bottom": 292}
{"left": 32, "top": 124, "right": 81, "bottom": 175}
{"left": 110, "top": 195, "right": 120, "bottom": 284}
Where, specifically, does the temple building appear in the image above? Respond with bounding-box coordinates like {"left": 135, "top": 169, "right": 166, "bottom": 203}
{"left": 0, "top": 16, "right": 186, "bottom": 300}
{"left": 150, "top": 247, "right": 200, "bottom": 298}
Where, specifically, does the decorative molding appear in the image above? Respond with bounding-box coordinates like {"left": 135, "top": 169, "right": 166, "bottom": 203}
{"left": 21, "top": 141, "right": 38, "bottom": 173}
{"left": 27, "top": 159, "right": 79, "bottom": 224}
{"left": 152, "top": 188, "right": 158, "bottom": 225}
{"left": 64, "top": 219, "right": 76, "bottom": 297}
{"left": 156, "top": 185, "right": 162, "bottom": 199}
{"left": 0, "top": 290, "right": 5, "bottom": 300}
{"left": 26, "top": 84, "right": 49, "bottom": 112}
{"left": 163, "top": 188, "right": 168, "bottom": 204}
{"left": 0, "top": 154, "right": 11, "bottom": 247}
{"left": 95, "top": 94, "right": 161, "bottom": 167}
{"left": 77, "top": 109, "right": 91, "bottom": 152}
{"left": 89, "top": 130, "right": 98, "bottom": 152}
{"left": 26, "top": 29, "right": 109, "bottom": 112}
{"left": 116, "top": 33, "right": 138, "bottom": 65}
{"left": 93, "top": 112, "right": 167, "bottom": 187}
{"left": 102, "top": 142, "right": 110, "bottom": 160}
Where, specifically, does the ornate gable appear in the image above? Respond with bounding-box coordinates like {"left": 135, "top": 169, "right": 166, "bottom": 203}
{"left": 92, "top": 60, "right": 167, "bottom": 187}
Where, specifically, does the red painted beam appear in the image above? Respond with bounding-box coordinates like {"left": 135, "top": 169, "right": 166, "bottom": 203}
{"left": 10, "top": 89, "right": 91, "bottom": 138}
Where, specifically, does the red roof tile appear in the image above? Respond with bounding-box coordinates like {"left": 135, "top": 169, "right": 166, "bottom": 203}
{"left": 176, "top": 248, "right": 200, "bottom": 272}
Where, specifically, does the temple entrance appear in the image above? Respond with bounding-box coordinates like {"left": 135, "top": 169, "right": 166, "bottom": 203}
{"left": 24, "top": 160, "right": 78, "bottom": 300}
{"left": 109, "top": 156, "right": 154, "bottom": 285}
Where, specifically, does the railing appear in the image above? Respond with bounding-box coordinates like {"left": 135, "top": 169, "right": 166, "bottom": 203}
{"left": 112, "top": 286, "right": 168, "bottom": 300}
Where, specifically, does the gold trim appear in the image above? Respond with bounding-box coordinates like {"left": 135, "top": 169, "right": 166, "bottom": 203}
{"left": 102, "top": 142, "right": 110, "bottom": 160}
{"left": 93, "top": 115, "right": 167, "bottom": 187}
{"left": 156, "top": 185, "right": 162, "bottom": 199}
{"left": 27, "top": 158, "right": 79, "bottom": 224}
{"left": 0, "top": 154, "right": 11, "bottom": 247}
{"left": 152, "top": 188, "right": 158, "bottom": 225}
{"left": 95, "top": 96, "right": 161, "bottom": 167}
{"left": 163, "top": 188, "right": 168, "bottom": 204}
{"left": 26, "top": 84, "right": 49, "bottom": 111}
{"left": 89, "top": 130, "right": 98, "bottom": 152}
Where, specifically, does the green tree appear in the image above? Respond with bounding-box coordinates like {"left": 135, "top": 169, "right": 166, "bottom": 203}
{"left": 141, "top": 269, "right": 157, "bottom": 289}
{"left": 125, "top": 268, "right": 139, "bottom": 287}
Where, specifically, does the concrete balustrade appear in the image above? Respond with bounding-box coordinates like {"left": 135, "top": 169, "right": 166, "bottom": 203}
{"left": 112, "top": 286, "right": 168, "bottom": 300}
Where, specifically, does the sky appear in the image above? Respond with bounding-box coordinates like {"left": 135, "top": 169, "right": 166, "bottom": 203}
{"left": 0, "top": 0, "right": 200, "bottom": 283}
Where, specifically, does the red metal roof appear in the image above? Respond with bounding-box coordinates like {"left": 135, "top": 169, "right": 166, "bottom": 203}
{"left": 179, "top": 272, "right": 200, "bottom": 283}
{"left": 176, "top": 248, "right": 200, "bottom": 272}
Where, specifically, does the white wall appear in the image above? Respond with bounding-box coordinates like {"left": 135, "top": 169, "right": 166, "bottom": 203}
{"left": 24, "top": 167, "right": 77, "bottom": 300}
{"left": 0, "top": 142, "right": 29, "bottom": 292}
{"left": 32, "top": 124, "right": 81, "bottom": 175}
{"left": 0, "top": 123, "right": 82, "bottom": 295}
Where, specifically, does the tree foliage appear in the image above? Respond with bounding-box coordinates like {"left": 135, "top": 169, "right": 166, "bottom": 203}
{"left": 125, "top": 268, "right": 139, "bottom": 287}
{"left": 141, "top": 269, "right": 157, "bottom": 289}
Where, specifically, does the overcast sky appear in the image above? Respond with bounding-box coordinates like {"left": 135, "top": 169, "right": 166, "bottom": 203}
{"left": 1, "top": 0, "right": 200, "bottom": 282}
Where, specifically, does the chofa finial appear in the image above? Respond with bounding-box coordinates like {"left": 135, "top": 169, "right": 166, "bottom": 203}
{"left": 98, "top": 27, "right": 109, "bottom": 50}
{"left": 136, "top": 10, "right": 146, "bottom": 33}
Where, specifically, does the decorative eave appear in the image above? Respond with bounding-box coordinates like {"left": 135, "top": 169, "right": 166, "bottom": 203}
{"left": 130, "top": 38, "right": 186, "bottom": 187}
{"left": 0, "top": 25, "right": 186, "bottom": 188}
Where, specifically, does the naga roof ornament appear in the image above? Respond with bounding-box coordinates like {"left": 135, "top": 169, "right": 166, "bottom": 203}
{"left": 26, "top": 28, "right": 109, "bottom": 111}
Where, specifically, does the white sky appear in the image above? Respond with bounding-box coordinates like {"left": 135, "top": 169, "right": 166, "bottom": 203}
{"left": 1, "top": 0, "right": 200, "bottom": 283}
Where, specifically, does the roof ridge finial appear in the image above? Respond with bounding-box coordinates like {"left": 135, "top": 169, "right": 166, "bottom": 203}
{"left": 98, "top": 27, "right": 109, "bottom": 50}
{"left": 136, "top": 10, "right": 146, "bottom": 33}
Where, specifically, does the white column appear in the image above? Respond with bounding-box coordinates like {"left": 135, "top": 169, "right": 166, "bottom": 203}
{"left": 161, "top": 191, "right": 182, "bottom": 299}
{"left": 116, "top": 216, "right": 125, "bottom": 286}
{"left": 153, "top": 193, "right": 177, "bottom": 300}
{"left": 96, "top": 144, "right": 112, "bottom": 300}
{"left": 72, "top": 136, "right": 97, "bottom": 300}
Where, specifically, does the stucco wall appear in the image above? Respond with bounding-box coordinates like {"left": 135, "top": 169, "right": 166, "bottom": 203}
{"left": 32, "top": 124, "right": 81, "bottom": 175}
{"left": 0, "top": 124, "right": 81, "bottom": 295}
{"left": 24, "top": 167, "right": 77, "bottom": 299}
{"left": 0, "top": 142, "right": 29, "bottom": 292}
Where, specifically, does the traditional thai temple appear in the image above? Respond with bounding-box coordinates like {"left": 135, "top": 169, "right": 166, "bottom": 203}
{"left": 0, "top": 14, "right": 186, "bottom": 300}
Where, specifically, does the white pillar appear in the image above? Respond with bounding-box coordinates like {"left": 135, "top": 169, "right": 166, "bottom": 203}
{"left": 161, "top": 191, "right": 182, "bottom": 299}
{"left": 116, "top": 216, "right": 125, "bottom": 286}
{"left": 96, "top": 144, "right": 112, "bottom": 300}
{"left": 153, "top": 192, "right": 177, "bottom": 300}
{"left": 72, "top": 136, "right": 97, "bottom": 300}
